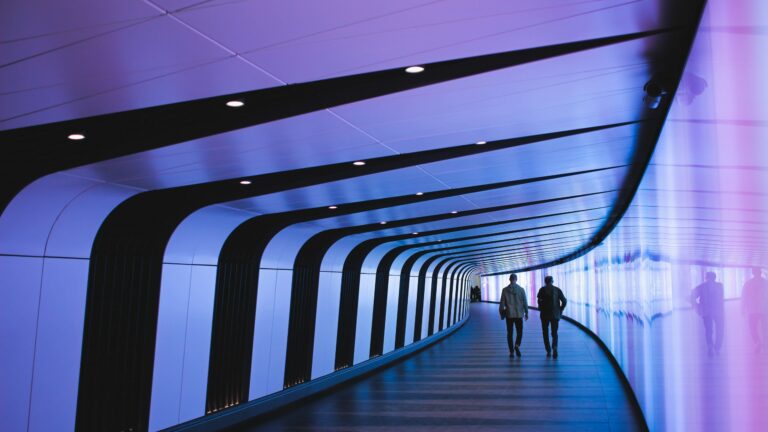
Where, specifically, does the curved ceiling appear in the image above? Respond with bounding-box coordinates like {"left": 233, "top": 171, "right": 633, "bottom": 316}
{"left": 1, "top": 0, "right": 705, "bottom": 274}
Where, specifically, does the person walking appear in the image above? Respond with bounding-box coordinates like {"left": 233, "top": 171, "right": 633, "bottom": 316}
{"left": 742, "top": 267, "right": 767, "bottom": 353}
{"left": 537, "top": 276, "right": 567, "bottom": 358}
{"left": 691, "top": 271, "right": 725, "bottom": 356}
{"left": 499, "top": 273, "right": 528, "bottom": 357}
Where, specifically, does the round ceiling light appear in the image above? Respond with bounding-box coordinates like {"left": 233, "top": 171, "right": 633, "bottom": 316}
{"left": 68, "top": 133, "right": 85, "bottom": 141}
{"left": 451, "top": 210, "right": 458, "bottom": 214}
{"left": 352, "top": 161, "right": 366, "bottom": 166}
{"left": 226, "top": 100, "right": 245, "bottom": 108}
{"left": 380, "top": 221, "right": 387, "bottom": 225}
{"left": 405, "top": 66, "right": 425, "bottom": 74}
{"left": 475, "top": 141, "right": 487, "bottom": 145}
{"left": 415, "top": 192, "right": 424, "bottom": 196}
{"left": 328, "top": 205, "right": 338, "bottom": 210}
{"left": 239, "top": 180, "right": 252, "bottom": 185}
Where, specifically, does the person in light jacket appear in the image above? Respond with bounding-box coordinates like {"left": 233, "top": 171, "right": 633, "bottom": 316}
{"left": 537, "top": 276, "right": 567, "bottom": 358}
{"left": 499, "top": 273, "right": 529, "bottom": 357}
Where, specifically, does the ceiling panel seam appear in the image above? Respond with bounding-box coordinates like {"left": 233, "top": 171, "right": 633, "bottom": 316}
{"left": 140, "top": 0, "right": 286, "bottom": 86}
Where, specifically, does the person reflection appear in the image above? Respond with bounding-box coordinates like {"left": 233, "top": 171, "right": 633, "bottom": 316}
{"left": 690, "top": 271, "right": 725, "bottom": 356}
{"left": 742, "top": 267, "right": 767, "bottom": 354}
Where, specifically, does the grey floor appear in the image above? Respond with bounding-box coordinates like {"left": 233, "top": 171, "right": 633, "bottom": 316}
{"left": 230, "top": 302, "right": 646, "bottom": 431}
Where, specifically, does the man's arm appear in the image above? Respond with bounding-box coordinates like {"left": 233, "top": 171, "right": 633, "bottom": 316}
{"left": 499, "top": 290, "right": 507, "bottom": 315}
{"left": 690, "top": 286, "right": 700, "bottom": 306}
{"left": 559, "top": 289, "right": 567, "bottom": 312}
{"left": 523, "top": 288, "right": 529, "bottom": 319}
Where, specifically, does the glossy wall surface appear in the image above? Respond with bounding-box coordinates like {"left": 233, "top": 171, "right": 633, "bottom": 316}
{"left": 483, "top": 1, "right": 768, "bottom": 430}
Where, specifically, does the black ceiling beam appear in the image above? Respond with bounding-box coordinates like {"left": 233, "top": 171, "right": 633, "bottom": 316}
{"left": 0, "top": 27, "right": 674, "bottom": 213}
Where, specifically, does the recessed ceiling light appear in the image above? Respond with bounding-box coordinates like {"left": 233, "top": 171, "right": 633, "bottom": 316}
{"left": 451, "top": 210, "right": 458, "bottom": 214}
{"left": 68, "top": 133, "right": 85, "bottom": 141}
{"left": 405, "top": 66, "right": 425, "bottom": 74}
{"left": 475, "top": 141, "right": 487, "bottom": 145}
{"left": 412, "top": 232, "right": 419, "bottom": 235}
{"left": 415, "top": 192, "right": 424, "bottom": 196}
{"left": 380, "top": 221, "right": 387, "bottom": 225}
{"left": 239, "top": 180, "right": 252, "bottom": 185}
{"left": 328, "top": 205, "right": 338, "bottom": 210}
{"left": 226, "top": 100, "right": 245, "bottom": 108}
{"left": 353, "top": 161, "right": 366, "bottom": 166}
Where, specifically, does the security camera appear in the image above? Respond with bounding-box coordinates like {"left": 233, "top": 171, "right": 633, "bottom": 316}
{"left": 643, "top": 79, "right": 668, "bottom": 109}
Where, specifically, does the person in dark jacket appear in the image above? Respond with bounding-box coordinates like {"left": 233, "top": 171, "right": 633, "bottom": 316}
{"left": 537, "top": 276, "right": 567, "bottom": 358}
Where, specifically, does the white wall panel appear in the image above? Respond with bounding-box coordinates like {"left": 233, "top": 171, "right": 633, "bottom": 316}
{"left": 149, "top": 264, "right": 191, "bottom": 431}
{"left": 165, "top": 206, "right": 252, "bottom": 266}
{"left": 354, "top": 273, "right": 376, "bottom": 364}
{"left": 0, "top": 256, "right": 44, "bottom": 432}
{"left": 44, "top": 182, "right": 140, "bottom": 258}
{"left": 261, "top": 225, "right": 324, "bottom": 269}
{"left": 249, "top": 269, "right": 278, "bottom": 400}
{"left": 361, "top": 242, "right": 394, "bottom": 274}
{"left": 178, "top": 265, "right": 216, "bottom": 423}
{"left": 320, "top": 235, "right": 366, "bottom": 273}
{"left": 439, "top": 268, "right": 450, "bottom": 328}
{"left": 266, "top": 269, "right": 293, "bottom": 394}
{"left": 421, "top": 275, "right": 432, "bottom": 339}
{"left": 0, "top": 174, "right": 99, "bottom": 256}
{"left": 382, "top": 275, "right": 400, "bottom": 353}
{"left": 404, "top": 275, "right": 418, "bottom": 345}
{"left": 311, "top": 271, "right": 342, "bottom": 379}
{"left": 28, "top": 258, "right": 90, "bottom": 432}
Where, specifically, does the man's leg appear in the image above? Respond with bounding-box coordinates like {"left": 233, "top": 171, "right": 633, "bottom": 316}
{"left": 512, "top": 318, "right": 523, "bottom": 357}
{"left": 514, "top": 318, "right": 524, "bottom": 348}
{"left": 505, "top": 318, "right": 515, "bottom": 354}
{"left": 702, "top": 316, "right": 714, "bottom": 354}
{"left": 714, "top": 315, "right": 724, "bottom": 353}
{"left": 748, "top": 314, "right": 761, "bottom": 349}
{"left": 541, "top": 318, "right": 551, "bottom": 354}
{"left": 551, "top": 319, "right": 560, "bottom": 351}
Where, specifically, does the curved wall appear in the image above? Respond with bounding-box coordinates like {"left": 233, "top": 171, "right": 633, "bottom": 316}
{"left": 0, "top": 178, "right": 470, "bottom": 432}
{"left": 483, "top": 1, "right": 768, "bottom": 429}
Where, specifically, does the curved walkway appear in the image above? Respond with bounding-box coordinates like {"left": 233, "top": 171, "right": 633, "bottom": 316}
{"left": 229, "top": 303, "right": 645, "bottom": 431}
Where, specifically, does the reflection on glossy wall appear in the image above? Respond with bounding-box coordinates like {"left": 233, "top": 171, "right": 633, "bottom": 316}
{"left": 483, "top": 0, "right": 768, "bottom": 430}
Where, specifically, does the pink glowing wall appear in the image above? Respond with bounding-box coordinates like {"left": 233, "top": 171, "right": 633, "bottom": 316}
{"left": 483, "top": 0, "right": 768, "bottom": 430}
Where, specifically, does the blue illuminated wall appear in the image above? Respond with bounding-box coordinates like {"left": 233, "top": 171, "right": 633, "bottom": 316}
{"left": 0, "top": 175, "right": 470, "bottom": 431}
{"left": 483, "top": 1, "right": 768, "bottom": 429}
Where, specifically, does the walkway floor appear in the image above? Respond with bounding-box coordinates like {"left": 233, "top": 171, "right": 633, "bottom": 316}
{"left": 229, "top": 303, "right": 646, "bottom": 431}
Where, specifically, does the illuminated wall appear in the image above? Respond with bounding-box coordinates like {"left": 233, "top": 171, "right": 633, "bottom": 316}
{"left": 483, "top": 0, "right": 768, "bottom": 430}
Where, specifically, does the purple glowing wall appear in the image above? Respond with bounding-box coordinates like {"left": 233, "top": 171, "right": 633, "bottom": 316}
{"left": 483, "top": 1, "right": 768, "bottom": 430}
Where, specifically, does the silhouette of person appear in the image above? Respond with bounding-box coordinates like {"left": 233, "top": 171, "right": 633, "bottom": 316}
{"left": 537, "top": 276, "right": 567, "bottom": 358}
{"left": 691, "top": 271, "right": 725, "bottom": 356}
{"left": 471, "top": 285, "right": 481, "bottom": 302}
{"left": 499, "top": 273, "right": 528, "bottom": 357}
{"left": 742, "top": 267, "right": 767, "bottom": 353}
